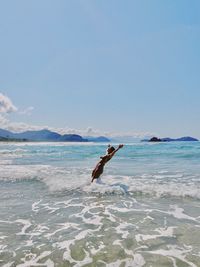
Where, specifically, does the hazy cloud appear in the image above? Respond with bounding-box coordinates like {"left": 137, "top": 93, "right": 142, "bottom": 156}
{"left": 4, "top": 122, "right": 46, "bottom": 133}
{"left": 0, "top": 93, "right": 154, "bottom": 139}
{"left": 18, "top": 106, "right": 34, "bottom": 115}
{"left": 0, "top": 118, "right": 154, "bottom": 140}
{"left": 0, "top": 114, "right": 9, "bottom": 126}
{"left": 0, "top": 93, "right": 17, "bottom": 113}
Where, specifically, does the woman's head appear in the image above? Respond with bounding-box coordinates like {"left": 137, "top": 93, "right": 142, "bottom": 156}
{"left": 107, "top": 145, "right": 115, "bottom": 154}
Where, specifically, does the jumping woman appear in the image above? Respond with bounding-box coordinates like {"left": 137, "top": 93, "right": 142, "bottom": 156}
{"left": 91, "top": 144, "right": 124, "bottom": 183}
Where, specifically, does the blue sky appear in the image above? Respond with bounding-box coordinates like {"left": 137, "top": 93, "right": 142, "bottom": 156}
{"left": 0, "top": 0, "right": 200, "bottom": 138}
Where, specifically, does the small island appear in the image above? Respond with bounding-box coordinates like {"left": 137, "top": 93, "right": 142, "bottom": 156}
{"left": 143, "top": 136, "right": 199, "bottom": 142}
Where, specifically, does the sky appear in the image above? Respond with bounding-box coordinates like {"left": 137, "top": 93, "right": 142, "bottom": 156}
{"left": 0, "top": 0, "right": 200, "bottom": 138}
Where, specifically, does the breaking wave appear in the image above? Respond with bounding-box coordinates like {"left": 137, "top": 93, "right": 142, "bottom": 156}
{"left": 0, "top": 163, "right": 200, "bottom": 200}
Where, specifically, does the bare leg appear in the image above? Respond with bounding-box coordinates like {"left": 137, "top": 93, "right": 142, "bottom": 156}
{"left": 91, "top": 165, "right": 103, "bottom": 183}
{"left": 91, "top": 175, "right": 100, "bottom": 183}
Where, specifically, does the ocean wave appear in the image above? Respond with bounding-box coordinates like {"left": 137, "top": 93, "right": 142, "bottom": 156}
{"left": 83, "top": 175, "right": 200, "bottom": 200}
{"left": 0, "top": 164, "right": 200, "bottom": 200}
{"left": 0, "top": 148, "right": 27, "bottom": 154}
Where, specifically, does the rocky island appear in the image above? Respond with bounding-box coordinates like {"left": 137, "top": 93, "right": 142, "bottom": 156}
{"left": 143, "top": 136, "right": 199, "bottom": 142}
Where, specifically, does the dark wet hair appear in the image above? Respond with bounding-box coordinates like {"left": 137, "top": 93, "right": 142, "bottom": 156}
{"left": 108, "top": 146, "right": 115, "bottom": 153}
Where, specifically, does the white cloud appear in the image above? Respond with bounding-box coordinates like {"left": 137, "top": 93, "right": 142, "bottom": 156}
{"left": 52, "top": 126, "right": 154, "bottom": 140}
{"left": 0, "top": 117, "right": 154, "bottom": 139}
{"left": 0, "top": 114, "right": 9, "bottom": 126}
{"left": 0, "top": 93, "right": 154, "bottom": 139}
{"left": 18, "top": 106, "right": 34, "bottom": 115}
{"left": 0, "top": 93, "right": 37, "bottom": 132}
{"left": 0, "top": 93, "right": 17, "bottom": 113}
{"left": 3, "top": 122, "right": 44, "bottom": 133}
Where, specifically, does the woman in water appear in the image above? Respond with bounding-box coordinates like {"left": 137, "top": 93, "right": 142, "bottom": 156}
{"left": 91, "top": 144, "right": 124, "bottom": 182}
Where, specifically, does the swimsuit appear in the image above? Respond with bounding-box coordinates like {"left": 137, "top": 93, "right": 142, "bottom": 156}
{"left": 92, "top": 155, "right": 111, "bottom": 179}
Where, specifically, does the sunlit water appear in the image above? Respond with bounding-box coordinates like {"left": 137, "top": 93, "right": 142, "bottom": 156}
{"left": 0, "top": 142, "right": 200, "bottom": 266}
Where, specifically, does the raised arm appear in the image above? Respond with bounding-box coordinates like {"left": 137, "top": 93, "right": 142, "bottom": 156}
{"left": 108, "top": 144, "right": 124, "bottom": 159}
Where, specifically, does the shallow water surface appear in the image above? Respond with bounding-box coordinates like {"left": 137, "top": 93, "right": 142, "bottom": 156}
{"left": 0, "top": 142, "right": 200, "bottom": 266}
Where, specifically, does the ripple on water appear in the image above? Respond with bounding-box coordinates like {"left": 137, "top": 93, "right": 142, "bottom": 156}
{"left": 0, "top": 194, "right": 200, "bottom": 266}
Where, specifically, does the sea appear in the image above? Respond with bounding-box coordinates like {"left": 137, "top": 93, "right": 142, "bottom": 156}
{"left": 0, "top": 141, "right": 200, "bottom": 267}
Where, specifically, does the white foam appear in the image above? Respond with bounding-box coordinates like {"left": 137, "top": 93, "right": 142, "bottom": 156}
{"left": 73, "top": 249, "right": 93, "bottom": 267}
{"left": 16, "top": 219, "right": 32, "bottom": 235}
{"left": 0, "top": 164, "right": 89, "bottom": 192}
{"left": 0, "top": 244, "right": 7, "bottom": 251}
{"left": 104, "top": 208, "right": 117, "bottom": 222}
{"left": 16, "top": 251, "right": 53, "bottom": 267}
{"left": 0, "top": 148, "right": 26, "bottom": 154}
{"left": 40, "top": 203, "right": 60, "bottom": 214}
{"left": 0, "top": 158, "right": 200, "bottom": 200}
{"left": 82, "top": 174, "right": 200, "bottom": 199}
{"left": 55, "top": 225, "right": 102, "bottom": 263}
{"left": 168, "top": 205, "right": 198, "bottom": 221}
{"left": 45, "top": 222, "right": 79, "bottom": 238}
{"left": 0, "top": 160, "right": 13, "bottom": 165}
{"left": 24, "top": 240, "right": 34, "bottom": 247}
{"left": 90, "top": 242, "right": 105, "bottom": 255}
{"left": 84, "top": 181, "right": 128, "bottom": 195}
{"left": 115, "top": 222, "right": 133, "bottom": 238}
{"left": 82, "top": 214, "right": 102, "bottom": 225}
{"left": 5, "top": 141, "right": 105, "bottom": 147}
{"left": 2, "top": 262, "right": 15, "bottom": 267}
{"left": 135, "top": 226, "right": 176, "bottom": 242}
{"left": 56, "top": 239, "right": 75, "bottom": 263}
{"left": 147, "top": 245, "right": 197, "bottom": 267}
{"left": 105, "top": 255, "right": 145, "bottom": 267}
{"left": 0, "top": 165, "right": 48, "bottom": 181}
{"left": 154, "top": 205, "right": 199, "bottom": 222}
{"left": 0, "top": 235, "right": 7, "bottom": 240}
{"left": 132, "top": 254, "right": 146, "bottom": 267}
{"left": 32, "top": 200, "right": 42, "bottom": 212}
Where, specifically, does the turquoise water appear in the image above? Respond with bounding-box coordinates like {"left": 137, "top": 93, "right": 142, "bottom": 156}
{"left": 0, "top": 142, "right": 200, "bottom": 266}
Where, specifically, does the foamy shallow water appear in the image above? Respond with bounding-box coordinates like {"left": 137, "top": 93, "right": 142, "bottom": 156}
{"left": 0, "top": 142, "right": 200, "bottom": 266}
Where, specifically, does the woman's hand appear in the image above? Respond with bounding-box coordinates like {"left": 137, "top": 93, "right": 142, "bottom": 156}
{"left": 118, "top": 144, "right": 124, "bottom": 149}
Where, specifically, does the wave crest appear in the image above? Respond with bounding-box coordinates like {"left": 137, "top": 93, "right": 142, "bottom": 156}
{"left": 1, "top": 164, "right": 199, "bottom": 200}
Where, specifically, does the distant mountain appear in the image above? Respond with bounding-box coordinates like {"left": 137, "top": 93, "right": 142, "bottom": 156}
{"left": 0, "top": 128, "right": 13, "bottom": 138}
{"left": 60, "top": 134, "right": 88, "bottom": 142}
{"left": 0, "top": 136, "right": 27, "bottom": 142}
{"left": 144, "top": 136, "right": 199, "bottom": 142}
{"left": 85, "top": 136, "right": 110, "bottom": 142}
{"left": 0, "top": 128, "right": 86, "bottom": 142}
{"left": 14, "top": 129, "right": 61, "bottom": 141}
{"left": 170, "top": 136, "right": 198, "bottom": 142}
{"left": 0, "top": 128, "right": 109, "bottom": 142}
